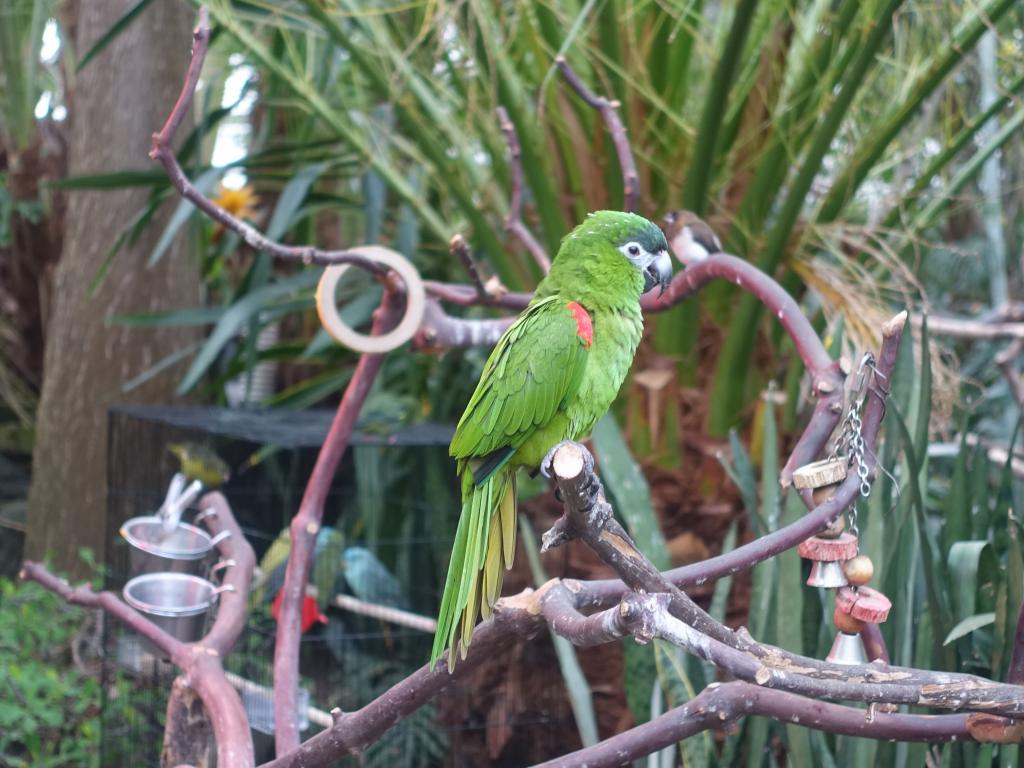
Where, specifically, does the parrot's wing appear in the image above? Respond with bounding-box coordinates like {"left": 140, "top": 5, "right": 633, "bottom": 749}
{"left": 253, "top": 529, "right": 292, "bottom": 606}
{"left": 449, "top": 296, "right": 591, "bottom": 478}
{"left": 362, "top": 560, "right": 408, "bottom": 609}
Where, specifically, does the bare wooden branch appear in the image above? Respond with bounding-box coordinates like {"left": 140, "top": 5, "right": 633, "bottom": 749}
{"left": 496, "top": 106, "right": 552, "bottom": 272}
{"left": 544, "top": 433, "right": 1024, "bottom": 716}
{"left": 273, "top": 295, "right": 399, "bottom": 753}
{"left": 162, "top": 677, "right": 212, "bottom": 768}
{"left": 996, "top": 339, "right": 1024, "bottom": 409}
{"left": 259, "top": 595, "right": 546, "bottom": 768}
{"left": 448, "top": 233, "right": 489, "bottom": 299}
{"left": 648, "top": 252, "right": 849, "bottom": 487}
{"left": 23, "top": 491, "right": 257, "bottom": 767}
{"left": 555, "top": 57, "right": 640, "bottom": 213}
{"left": 537, "top": 681, "right": 972, "bottom": 768}
{"left": 915, "top": 313, "right": 1024, "bottom": 340}
{"left": 149, "top": 10, "right": 384, "bottom": 274}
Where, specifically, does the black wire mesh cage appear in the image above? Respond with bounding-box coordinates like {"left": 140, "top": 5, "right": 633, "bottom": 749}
{"left": 101, "top": 405, "right": 576, "bottom": 766}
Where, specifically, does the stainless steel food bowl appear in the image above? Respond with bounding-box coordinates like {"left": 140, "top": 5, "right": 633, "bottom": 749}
{"left": 122, "top": 572, "right": 224, "bottom": 654}
{"left": 120, "top": 516, "right": 227, "bottom": 575}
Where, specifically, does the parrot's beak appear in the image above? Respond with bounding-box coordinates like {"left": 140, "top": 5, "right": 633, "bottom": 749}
{"left": 644, "top": 250, "right": 673, "bottom": 295}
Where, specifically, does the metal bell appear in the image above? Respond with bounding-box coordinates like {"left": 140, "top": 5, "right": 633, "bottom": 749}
{"left": 806, "top": 559, "right": 848, "bottom": 588}
{"left": 827, "top": 631, "right": 867, "bottom": 665}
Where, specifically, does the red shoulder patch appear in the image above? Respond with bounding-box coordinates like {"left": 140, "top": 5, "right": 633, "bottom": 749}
{"left": 567, "top": 301, "right": 593, "bottom": 348}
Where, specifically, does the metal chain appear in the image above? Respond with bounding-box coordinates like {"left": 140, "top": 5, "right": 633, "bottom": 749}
{"left": 846, "top": 408, "right": 871, "bottom": 541}
{"left": 830, "top": 353, "right": 877, "bottom": 542}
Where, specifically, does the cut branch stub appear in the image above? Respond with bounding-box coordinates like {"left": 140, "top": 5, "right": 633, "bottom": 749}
{"left": 793, "top": 458, "right": 848, "bottom": 507}
{"left": 540, "top": 441, "right": 600, "bottom": 552}
{"left": 797, "top": 533, "right": 859, "bottom": 561}
{"left": 836, "top": 586, "right": 892, "bottom": 624}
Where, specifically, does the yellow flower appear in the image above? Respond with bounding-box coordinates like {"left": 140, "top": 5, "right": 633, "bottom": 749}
{"left": 213, "top": 183, "right": 258, "bottom": 222}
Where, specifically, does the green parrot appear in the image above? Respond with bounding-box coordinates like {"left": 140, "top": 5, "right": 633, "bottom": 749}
{"left": 251, "top": 525, "right": 345, "bottom": 609}
{"left": 431, "top": 210, "right": 672, "bottom": 669}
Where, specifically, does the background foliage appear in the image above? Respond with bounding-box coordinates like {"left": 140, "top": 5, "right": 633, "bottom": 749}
{"left": 2, "top": 0, "right": 1024, "bottom": 765}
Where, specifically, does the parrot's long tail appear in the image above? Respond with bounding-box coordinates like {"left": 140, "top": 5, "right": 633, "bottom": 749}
{"left": 430, "top": 466, "right": 517, "bottom": 670}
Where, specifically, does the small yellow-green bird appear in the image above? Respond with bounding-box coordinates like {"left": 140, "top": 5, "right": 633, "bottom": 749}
{"left": 431, "top": 211, "right": 672, "bottom": 669}
{"left": 168, "top": 442, "right": 231, "bottom": 488}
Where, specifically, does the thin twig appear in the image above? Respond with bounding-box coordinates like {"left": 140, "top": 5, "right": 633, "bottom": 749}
{"left": 448, "top": 233, "right": 488, "bottom": 299}
{"left": 914, "top": 313, "right": 1024, "bottom": 340}
{"left": 421, "top": 280, "right": 530, "bottom": 309}
{"left": 996, "top": 339, "right": 1024, "bottom": 409}
{"left": 496, "top": 106, "right": 552, "bottom": 272}
{"left": 555, "top": 56, "right": 640, "bottom": 213}
{"left": 149, "top": 9, "right": 384, "bottom": 274}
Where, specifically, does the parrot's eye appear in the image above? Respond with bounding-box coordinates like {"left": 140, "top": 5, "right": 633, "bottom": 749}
{"left": 628, "top": 244, "right": 640, "bottom": 256}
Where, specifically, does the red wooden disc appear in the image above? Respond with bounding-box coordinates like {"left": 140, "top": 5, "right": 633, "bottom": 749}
{"left": 797, "top": 532, "right": 859, "bottom": 561}
{"left": 836, "top": 586, "right": 891, "bottom": 623}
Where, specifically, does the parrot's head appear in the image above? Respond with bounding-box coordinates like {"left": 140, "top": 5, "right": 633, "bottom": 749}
{"left": 544, "top": 211, "right": 673, "bottom": 304}
{"left": 341, "top": 546, "right": 371, "bottom": 571}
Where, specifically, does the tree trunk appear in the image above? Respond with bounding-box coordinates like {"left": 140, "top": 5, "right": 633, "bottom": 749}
{"left": 26, "top": 0, "right": 200, "bottom": 576}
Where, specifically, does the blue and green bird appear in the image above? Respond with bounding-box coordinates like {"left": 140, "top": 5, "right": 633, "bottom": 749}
{"left": 431, "top": 210, "right": 673, "bottom": 669}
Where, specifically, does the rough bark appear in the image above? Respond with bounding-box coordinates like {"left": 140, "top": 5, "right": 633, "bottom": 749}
{"left": 162, "top": 677, "right": 213, "bottom": 768}
{"left": 25, "top": 0, "right": 200, "bottom": 576}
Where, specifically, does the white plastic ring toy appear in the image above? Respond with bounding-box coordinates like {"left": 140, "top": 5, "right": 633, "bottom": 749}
{"left": 315, "top": 245, "right": 426, "bottom": 353}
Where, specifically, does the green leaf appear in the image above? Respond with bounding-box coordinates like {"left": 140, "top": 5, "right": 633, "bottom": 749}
{"left": 708, "top": 522, "right": 738, "bottom": 624}
{"left": 681, "top": 0, "right": 760, "bottom": 212}
{"left": 943, "top": 613, "right": 996, "bottom": 646}
{"left": 719, "top": 429, "right": 764, "bottom": 536}
{"left": 177, "top": 270, "right": 321, "bottom": 395}
{"left": 655, "top": 640, "right": 712, "bottom": 767}
{"left": 110, "top": 306, "right": 226, "bottom": 327}
{"left": 47, "top": 169, "right": 167, "bottom": 189}
{"left": 947, "top": 540, "right": 998, "bottom": 623}
{"left": 76, "top": 0, "right": 157, "bottom": 72}
{"left": 265, "top": 162, "right": 328, "bottom": 241}
{"left": 890, "top": 400, "right": 952, "bottom": 660}
{"left": 777, "top": 493, "right": 812, "bottom": 766}
{"left": 263, "top": 366, "right": 353, "bottom": 410}
{"left": 121, "top": 342, "right": 204, "bottom": 393}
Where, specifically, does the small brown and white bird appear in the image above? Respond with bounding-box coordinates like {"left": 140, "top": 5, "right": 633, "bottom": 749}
{"left": 663, "top": 210, "right": 723, "bottom": 264}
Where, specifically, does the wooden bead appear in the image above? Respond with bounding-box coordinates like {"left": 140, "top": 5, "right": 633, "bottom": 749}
{"left": 843, "top": 555, "right": 874, "bottom": 586}
{"left": 797, "top": 532, "right": 859, "bottom": 561}
{"left": 812, "top": 483, "right": 843, "bottom": 507}
{"left": 817, "top": 515, "right": 846, "bottom": 539}
{"left": 833, "top": 606, "right": 865, "bottom": 634}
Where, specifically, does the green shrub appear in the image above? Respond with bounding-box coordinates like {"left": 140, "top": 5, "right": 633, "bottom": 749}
{"left": 0, "top": 576, "right": 101, "bottom": 768}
